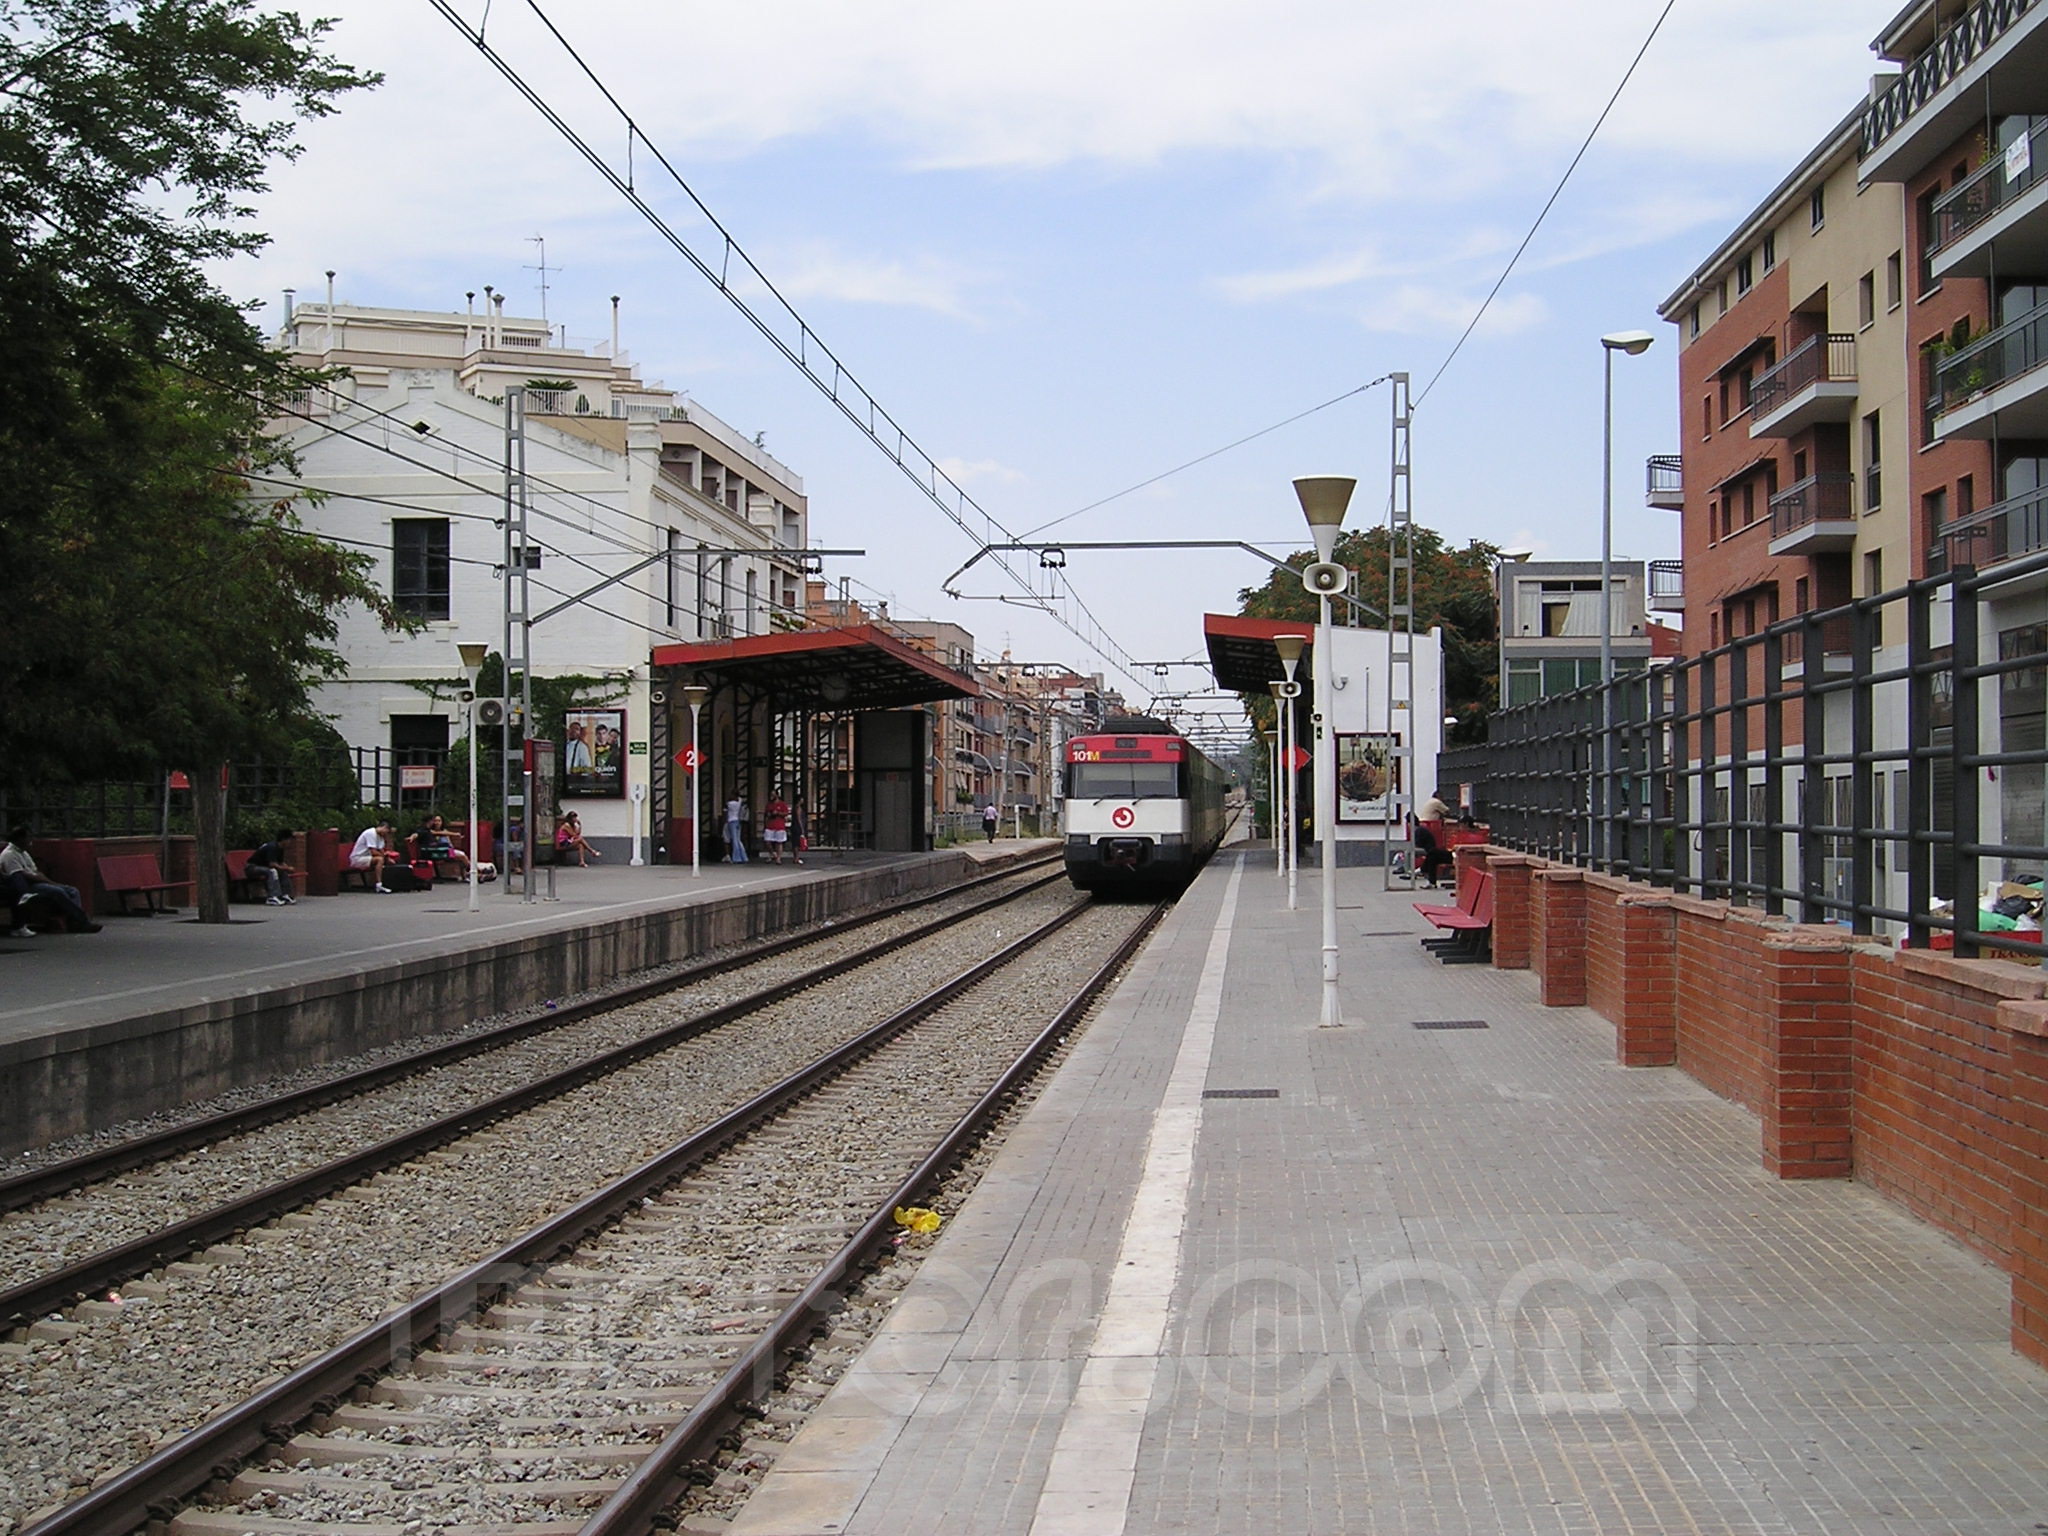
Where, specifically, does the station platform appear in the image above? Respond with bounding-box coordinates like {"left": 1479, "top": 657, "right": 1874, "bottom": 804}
{"left": 731, "top": 846, "right": 2048, "bottom": 1535}
{"left": 0, "top": 841, "right": 1053, "bottom": 1156}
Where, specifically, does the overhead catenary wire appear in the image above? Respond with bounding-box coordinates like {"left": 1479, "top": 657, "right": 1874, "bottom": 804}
{"left": 1413, "top": 0, "right": 1678, "bottom": 407}
{"left": 427, "top": 0, "right": 1152, "bottom": 697}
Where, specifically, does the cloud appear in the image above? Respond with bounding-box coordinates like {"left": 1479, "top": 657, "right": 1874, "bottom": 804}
{"left": 938, "top": 456, "right": 1026, "bottom": 486}
{"left": 766, "top": 244, "right": 989, "bottom": 319}
{"left": 1355, "top": 286, "right": 1548, "bottom": 338}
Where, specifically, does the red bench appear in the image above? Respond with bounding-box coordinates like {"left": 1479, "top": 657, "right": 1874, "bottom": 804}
{"left": 96, "top": 853, "right": 192, "bottom": 915}
{"left": 1415, "top": 867, "right": 1493, "bottom": 965}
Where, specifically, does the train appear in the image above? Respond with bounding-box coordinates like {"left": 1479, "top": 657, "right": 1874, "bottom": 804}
{"left": 1061, "top": 716, "right": 1229, "bottom": 892}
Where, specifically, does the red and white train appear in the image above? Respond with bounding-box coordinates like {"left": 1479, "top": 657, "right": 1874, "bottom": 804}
{"left": 1061, "top": 716, "right": 1229, "bottom": 892}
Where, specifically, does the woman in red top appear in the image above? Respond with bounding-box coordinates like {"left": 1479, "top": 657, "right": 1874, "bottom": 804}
{"left": 761, "top": 791, "right": 791, "bottom": 864}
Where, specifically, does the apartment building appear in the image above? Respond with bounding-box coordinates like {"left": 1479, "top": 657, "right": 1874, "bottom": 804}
{"left": 1498, "top": 559, "right": 1655, "bottom": 706}
{"left": 1657, "top": 106, "right": 1913, "bottom": 657}
{"left": 274, "top": 295, "right": 808, "bottom": 857}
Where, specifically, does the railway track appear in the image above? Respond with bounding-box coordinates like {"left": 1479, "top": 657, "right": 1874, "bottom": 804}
{"left": 0, "top": 859, "right": 1063, "bottom": 1326}
{"left": 15, "top": 896, "right": 1165, "bottom": 1536}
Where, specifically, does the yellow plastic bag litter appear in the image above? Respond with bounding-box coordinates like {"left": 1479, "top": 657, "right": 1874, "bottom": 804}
{"left": 893, "top": 1206, "right": 942, "bottom": 1234}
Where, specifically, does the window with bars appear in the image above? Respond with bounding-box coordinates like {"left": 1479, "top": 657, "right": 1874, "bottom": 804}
{"left": 393, "top": 519, "right": 450, "bottom": 621}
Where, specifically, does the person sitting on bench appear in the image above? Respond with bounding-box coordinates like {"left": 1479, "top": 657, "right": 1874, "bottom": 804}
{"left": 0, "top": 826, "right": 100, "bottom": 932}
{"left": 1411, "top": 815, "right": 1454, "bottom": 889}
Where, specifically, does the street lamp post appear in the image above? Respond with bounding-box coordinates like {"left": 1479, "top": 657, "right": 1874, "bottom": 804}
{"left": 1267, "top": 681, "right": 1292, "bottom": 902}
{"left": 1274, "top": 634, "right": 1306, "bottom": 913}
{"left": 1600, "top": 331, "right": 1654, "bottom": 871}
{"left": 457, "top": 642, "right": 488, "bottom": 914}
{"left": 1294, "top": 475, "right": 1355, "bottom": 1031}
{"left": 681, "top": 684, "right": 710, "bottom": 878}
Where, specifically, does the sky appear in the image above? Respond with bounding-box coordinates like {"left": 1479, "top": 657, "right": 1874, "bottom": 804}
{"left": 219, "top": 0, "right": 1899, "bottom": 714}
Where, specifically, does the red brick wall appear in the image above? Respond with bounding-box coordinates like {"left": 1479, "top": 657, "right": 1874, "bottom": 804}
{"left": 2003, "top": 1010, "right": 2048, "bottom": 1369}
{"left": 1850, "top": 948, "right": 2032, "bottom": 1265}
{"left": 1487, "top": 853, "right": 1533, "bottom": 970}
{"left": 1531, "top": 870, "right": 1586, "bottom": 1007}
{"left": 1670, "top": 901, "right": 1779, "bottom": 1116}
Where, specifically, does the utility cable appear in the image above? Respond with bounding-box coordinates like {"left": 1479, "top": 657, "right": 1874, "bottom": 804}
{"left": 1414, "top": 0, "right": 1678, "bottom": 407}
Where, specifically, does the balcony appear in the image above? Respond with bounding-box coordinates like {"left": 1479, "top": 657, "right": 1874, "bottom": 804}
{"left": 1929, "top": 117, "right": 2048, "bottom": 279}
{"left": 1931, "top": 299, "right": 2048, "bottom": 438}
{"left": 1768, "top": 473, "right": 1858, "bottom": 555}
{"left": 1933, "top": 483, "right": 2048, "bottom": 573}
{"left": 1648, "top": 558, "right": 1684, "bottom": 611}
{"left": 1749, "top": 335, "right": 1859, "bottom": 437}
{"left": 1645, "top": 455, "right": 1683, "bottom": 510}
{"left": 1860, "top": 0, "right": 2048, "bottom": 184}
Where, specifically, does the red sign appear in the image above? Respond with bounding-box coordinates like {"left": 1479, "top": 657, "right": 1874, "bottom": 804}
{"left": 1287, "top": 746, "right": 1311, "bottom": 773}
{"left": 1111, "top": 806, "right": 1136, "bottom": 829}
{"left": 399, "top": 765, "right": 436, "bottom": 791}
{"left": 673, "top": 746, "right": 703, "bottom": 771}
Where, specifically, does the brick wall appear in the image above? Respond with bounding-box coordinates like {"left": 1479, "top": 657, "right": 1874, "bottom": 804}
{"left": 1671, "top": 899, "right": 1778, "bottom": 1116}
{"left": 1531, "top": 869, "right": 1586, "bottom": 1007}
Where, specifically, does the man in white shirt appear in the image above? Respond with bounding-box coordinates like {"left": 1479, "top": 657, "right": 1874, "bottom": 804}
{"left": 349, "top": 822, "right": 398, "bottom": 892}
{"left": 2, "top": 825, "right": 99, "bottom": 932}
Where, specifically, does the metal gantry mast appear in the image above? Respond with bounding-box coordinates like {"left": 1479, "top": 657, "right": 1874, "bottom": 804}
{"left": 1384, "top": 372, "right": 1414, "bottom": 888}
{"left": 502, "top": 387, "right": 536, "bottom": 901}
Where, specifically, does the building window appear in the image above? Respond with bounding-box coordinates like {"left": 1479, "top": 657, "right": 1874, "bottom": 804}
{"left": 1917, "top": 187, "right": 1941, "bottom": 295}
{"left": 1702, "top": 394, "right": 1714, "bottom": 438}
{"left": 1924, "top": 487, "right": 1948, "bottom": 545}
{"left": 1795, "top": 576, "right": 1810, "bottom": 613}
{"left": 1865, "top": 549, "right": 1883, "bottom": 597}
{"left": 1958, "top": 474, "right": 1975, "bottom": 520}
{"left": 1810, "top": 185, "right": 1826, "bottom": 229}
{"left": 1858, "top": 272, "right": 1876, "bottom": 328}
{"left": 1689, "top": 305, "right": 1701, "bottom": 340}
{"left": 1762, "top": 231, "right": 1777, "bottom": 272}
{"left": 1862, "top": 410, "right": 1882, "bottom": 511}
{"left": 1716, "top": 280, "right": 1727, "bottom": 316}
{"left": 1736, "top": 254, "right": 1754, "bottom": 295}
{"left": 393, "top": 519, "right": 450, "bottom": 621}
{"left": 1886, "top": 252, "right": 1902, "bottom": 310}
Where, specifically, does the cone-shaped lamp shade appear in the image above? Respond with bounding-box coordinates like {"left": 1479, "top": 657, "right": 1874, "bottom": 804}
{"left": 1293, "top": 475, "right": 1356, "bottom": 562}
{"left": 1273, "top": 632, "right": 1306, "bottom": 683}
{"left": 681, "top": 685, "right": 711, "bottom": 707}
{"left": 457, "top": 642, "right": 488, "bottom": 674}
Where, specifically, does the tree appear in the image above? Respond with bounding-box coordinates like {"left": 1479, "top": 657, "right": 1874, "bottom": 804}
{"left": 9, "top": 367, "right": 398, "bottom": 919}
{"left": 0, "top": 2, "right": 380, "bottom": 918}
{"left": 1236, "top": 525, "right": 1502, "bottom": 741}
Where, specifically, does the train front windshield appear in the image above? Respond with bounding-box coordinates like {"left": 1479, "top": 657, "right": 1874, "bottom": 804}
{"left": 1069, "top": 763, "right": 1180, "bottom": 798}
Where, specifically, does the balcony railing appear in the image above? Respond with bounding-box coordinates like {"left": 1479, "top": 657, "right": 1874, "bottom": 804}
{"left": 1934, "top": 299, "right": 2048, "bottom": 417}
{"left": 1932, "top": 117, "right": 2048, "bottom": 254}
{"left": 1646, "top": 454, "right": 1683, "bottom": 505}
{"left": 1751, "top": 335, "right": 1857, "bottom": 422}
{"left": 1648, "top": 559, "right": 1683, "bottom": 608}
{"left": 1935, "top": 483, "right": 2048, "bottom": 572}
{"left": 1861, "top": 0, "right": 2039, "bottom": 158}
{"left": 1769, "top": 472, "right": 1856, "bottom": 539}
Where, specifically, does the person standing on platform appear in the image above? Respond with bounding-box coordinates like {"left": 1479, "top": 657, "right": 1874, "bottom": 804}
{"left": 723, "top": 793, "right": 749, "bottom": 863}
{"left": 247, "top": 830, "right": 298, "bottom": 905}
{"left": 982, "top": 801, "right": 999, "bottom": 843}
{"left": 789, "top": 800, "right": 808, "bottom": 866}
{"left": 761, "top": 790, "right": 791, "bottom": 864}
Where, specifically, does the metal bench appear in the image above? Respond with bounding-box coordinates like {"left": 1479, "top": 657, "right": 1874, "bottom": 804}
{"left": 96, "top": 852, "right": 191, "bottom": 915}
{"left": 1416, "top": 867, "right": 1493, "bottom": 965}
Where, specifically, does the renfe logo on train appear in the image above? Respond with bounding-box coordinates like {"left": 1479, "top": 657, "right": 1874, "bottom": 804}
{"left": 1111, "top": 807, "right": 1135, "bottom": 828}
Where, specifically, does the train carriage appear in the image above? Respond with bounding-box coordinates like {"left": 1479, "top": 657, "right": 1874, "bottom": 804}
{"left": 1061, "top": 716, "right": 1227, "bottom": 892}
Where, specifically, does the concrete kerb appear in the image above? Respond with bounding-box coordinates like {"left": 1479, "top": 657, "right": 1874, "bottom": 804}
{"left": 0, "top": 847, "right": 1047, "bottom": 1154}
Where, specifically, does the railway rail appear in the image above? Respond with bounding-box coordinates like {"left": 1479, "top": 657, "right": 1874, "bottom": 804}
{"left": 16, "top": 896, "right": 1165, "bottom": 1536}
{"left": 0, "top": 859, "right": 1064, "bottom": 1331}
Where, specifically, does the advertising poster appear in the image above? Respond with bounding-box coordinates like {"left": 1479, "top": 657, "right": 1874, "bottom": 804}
{"left": 561, "top": 707, "right": 627, "bottom": 798}
{"left": 1336, "top": 732, "right": 1401, "bottom": 822}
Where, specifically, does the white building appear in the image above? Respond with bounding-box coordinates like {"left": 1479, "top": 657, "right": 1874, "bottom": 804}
{"left": 273, "top": 297, "right": 809, "bottom": 858}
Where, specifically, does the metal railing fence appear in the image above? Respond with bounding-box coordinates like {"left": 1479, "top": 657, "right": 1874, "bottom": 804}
{"left": 1481, "top": 553, "right": 2048, "bottom": 960}
{"left": 1750, "top": 334, "right": 1857, "bottom": 421}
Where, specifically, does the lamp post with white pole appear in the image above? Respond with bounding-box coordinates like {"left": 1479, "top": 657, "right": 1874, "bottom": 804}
{"left": 1600, "top": 331, "right": 1654, "bottom": 870}
{"left": 1267, "top": 681, "right": 1292, "bottom": 904}
{"left": 457, "top": 642, "right": 488, "bottom": 914}
{"left": 1293, "top": 475, "right": 1355, "bottom": 1031}
{"left": 1273, "top": 634, "right": 1306, "bottom": 912}
{"left": 681, "top": 684, "right": 710, "bottom": 878}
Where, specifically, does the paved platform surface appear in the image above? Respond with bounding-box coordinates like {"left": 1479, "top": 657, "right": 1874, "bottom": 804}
{"left": 732, "top": 847, "right": 2048, "bottom": 1536}
{"left": 0, "top": 842, "right": 1048, "bottom": 1049}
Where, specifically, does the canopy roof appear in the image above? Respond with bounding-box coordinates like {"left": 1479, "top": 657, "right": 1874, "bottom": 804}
{"left": 650, "top": 624, "right": 978, "bottom": 710}
{"left": 1202, "top": 614, "right": 1319, "bottom": 693}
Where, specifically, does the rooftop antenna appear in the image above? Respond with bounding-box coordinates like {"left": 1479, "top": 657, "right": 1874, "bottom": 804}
{"left": 323, "top": 270, "right": 336, "bottom": 352}
{"left": 610, "top": 295, "right": 620, "bottom": 357}
{"left": 282, "top": 288, "right": 295, "bottom": 323}
{"left": 525, "top": 234, "right": 555, "bottom": 327}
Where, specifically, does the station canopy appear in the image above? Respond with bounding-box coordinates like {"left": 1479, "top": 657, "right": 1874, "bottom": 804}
{"left": 651, "top": 624, "right": 978, "bottom": 710}
{"left": 1202, "top": 614, "right": 1319, "bottom": 693}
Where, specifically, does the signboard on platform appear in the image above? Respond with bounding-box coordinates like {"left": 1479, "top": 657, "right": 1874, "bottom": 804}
{"left": 1336, "top": 732, "right": 1401, "bottom": 822}
{"left": 561, "top": 707, "right": 626, "bottom": 798}
{"left": 398, "top": 765, "right": 436, "bottom": 791}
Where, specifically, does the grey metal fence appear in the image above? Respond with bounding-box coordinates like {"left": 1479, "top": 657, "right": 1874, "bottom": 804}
{"left": 1481, "top": 554, "right": 2048, "bottom": 959}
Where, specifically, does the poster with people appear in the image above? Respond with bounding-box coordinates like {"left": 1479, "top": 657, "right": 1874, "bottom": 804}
{"left": 561, "top": 707, "right": 627, "bottom": 798}
{"left": 1336, "top": 732, "right": 1401, "bottom": 822}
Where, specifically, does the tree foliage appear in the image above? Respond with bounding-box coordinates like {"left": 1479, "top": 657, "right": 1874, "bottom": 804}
{"left": 1236, "top": 525, "right": 1503, "bottom": 741}
{"left": 0, "top": 1, "right": 381, "bottom": 918}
